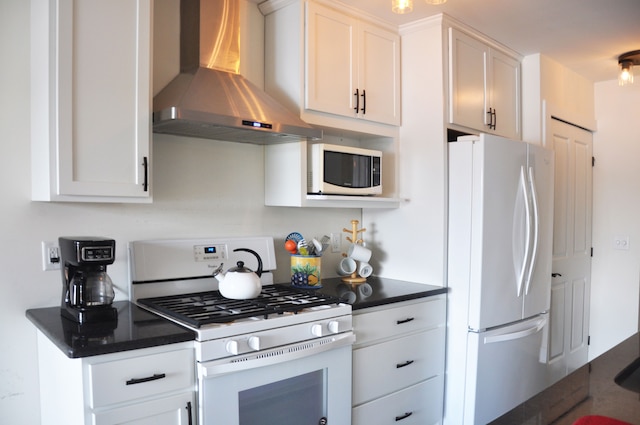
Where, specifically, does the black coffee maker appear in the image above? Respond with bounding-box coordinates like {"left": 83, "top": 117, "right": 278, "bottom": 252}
{"left": 59, "top": 237, "right": 117, "bottom": 324}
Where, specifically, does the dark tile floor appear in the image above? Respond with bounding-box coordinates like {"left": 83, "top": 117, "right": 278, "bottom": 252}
{"left": 491, "top": 333, "right": 640, "bottom": 425}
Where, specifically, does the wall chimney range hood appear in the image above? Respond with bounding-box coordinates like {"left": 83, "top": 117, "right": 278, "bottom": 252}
{"left": 153, "top": 0, "right": 322, "bottom": 144}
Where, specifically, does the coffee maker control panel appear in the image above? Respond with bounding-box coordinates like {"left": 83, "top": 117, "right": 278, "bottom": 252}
{"left": 82, "top": 246, "right": 114, "bottom": 262}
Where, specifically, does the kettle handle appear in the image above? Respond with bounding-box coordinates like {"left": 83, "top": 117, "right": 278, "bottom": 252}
{"left": 233, "top": 248, "right": 263, "bottom": 277}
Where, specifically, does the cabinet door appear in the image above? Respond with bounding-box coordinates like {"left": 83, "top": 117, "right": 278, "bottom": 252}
{"left": 358, "top": 22, "right": 401, "bottom": 125}
{"left": 305, "top": 1, "right": 356, "bottom": 118}
{"left": 93, "top": 392, "right": 194, "bottom": 425}
{"left": 31, "top": 0, "right": 151, "bottom": 202}
{"left": 448, "top": 27, "right": 488, "bottom": 131}
{"left": 488, "top": 49, "right": 520, "bottom": 139}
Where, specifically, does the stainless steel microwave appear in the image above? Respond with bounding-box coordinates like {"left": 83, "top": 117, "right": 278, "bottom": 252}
{"left": 308, "top": 144, "right": 382, "bottom": 195}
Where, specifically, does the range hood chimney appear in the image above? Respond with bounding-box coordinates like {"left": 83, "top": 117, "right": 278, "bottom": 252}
{"left": 153, "top": 0, "right": 322, "bottom": 144}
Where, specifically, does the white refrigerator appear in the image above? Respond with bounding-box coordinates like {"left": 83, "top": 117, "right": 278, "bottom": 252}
{"left": 444, "top": 133, "right": 554, "bottom": 424}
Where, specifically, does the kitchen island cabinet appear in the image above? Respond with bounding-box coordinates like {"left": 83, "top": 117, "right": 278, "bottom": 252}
{"left": 31, "top": 0, "right": 152, "bottom": 203}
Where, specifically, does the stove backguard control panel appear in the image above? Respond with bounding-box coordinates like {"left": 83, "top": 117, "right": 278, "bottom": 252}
{"left": 193, "top": 244, "right": 227, "bottom": 263}
{"left": 129, "top": 236, "right": 277, "bottom": 283}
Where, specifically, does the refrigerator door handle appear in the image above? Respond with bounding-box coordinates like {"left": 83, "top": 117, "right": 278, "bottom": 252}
{"left": 483, "top": 317, "right": 546, "bottom": 344}
{"left": 517, "top": 166, "right": 531, "bottom": 297}
{"left": 524, "top": 166, "right": 540, "bottom": 295}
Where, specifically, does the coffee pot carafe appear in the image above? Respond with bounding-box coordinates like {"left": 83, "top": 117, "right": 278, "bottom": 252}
{"left": 59, "top": 237, "right": 117, "bottom": 324}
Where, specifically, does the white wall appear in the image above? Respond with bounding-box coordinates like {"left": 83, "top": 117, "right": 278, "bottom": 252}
{"left": 363, "top": 17, "right": 447, "bottom": 284}
{"left": 0, "top": 1, "right": 358, "bottom": 423}
{"left": 589, "top": 79, "right": 640, "bottom": 359}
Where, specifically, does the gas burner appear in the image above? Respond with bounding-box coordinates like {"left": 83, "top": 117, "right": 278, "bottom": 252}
{"left": 137, "top": 284, "right": 341, "bottom": 328}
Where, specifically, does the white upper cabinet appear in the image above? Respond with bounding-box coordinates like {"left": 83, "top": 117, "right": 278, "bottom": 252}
{"left": 262, "top": 0, "right": 401, "bottom": 133}
{"left": 31, "top": 0, "right": 152, "bottom": 202}
{"left": 306, "top": 1, "right": 401, "bottom": 126}
{"left": 448, "top": 27, "right": 521, "bottom": 139}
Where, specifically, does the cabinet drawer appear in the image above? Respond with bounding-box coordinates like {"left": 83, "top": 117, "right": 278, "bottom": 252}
{"left": 92, "top": 392, "right": 194, "bottom": 425}
{"left": 353, "top": 327, "right": 445, "bottom": 405}
{"left": 353, "top": 296, "right": 445, "bottom": 346}
{"left": 353, "top": 377, "right": 444, "bottom": 425}
{"left": 89, "top": 348, "right": 194, "bottom": 408}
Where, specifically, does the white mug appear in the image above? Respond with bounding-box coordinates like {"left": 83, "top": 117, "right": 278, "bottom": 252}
{"left": 336, "top": 257, "right": 357, "bottom": 276}
{"left": 348, "top": 243, "right": 372, "bottom": 263}
{"left": 358, "top": 261, "right": 373, "bottom": 278}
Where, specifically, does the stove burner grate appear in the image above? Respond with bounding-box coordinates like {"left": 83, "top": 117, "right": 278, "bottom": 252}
{"left": 137, "top": 284, "right": 341, "bottom": 328}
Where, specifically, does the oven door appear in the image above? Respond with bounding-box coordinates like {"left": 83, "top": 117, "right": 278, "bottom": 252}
{"left": 197, "top": 332, "right": 354, "bottom": 425}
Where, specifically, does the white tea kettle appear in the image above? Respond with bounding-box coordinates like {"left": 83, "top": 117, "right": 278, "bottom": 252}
{"left": 213, "top": 248, "right": 263, "bottom": 299}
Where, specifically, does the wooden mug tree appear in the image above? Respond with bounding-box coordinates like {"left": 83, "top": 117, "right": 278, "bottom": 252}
{"left": 341, "top": 219, "right": 367, "bottom": 284}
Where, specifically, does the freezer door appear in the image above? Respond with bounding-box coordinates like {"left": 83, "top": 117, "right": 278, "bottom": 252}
{"left": 463, "top": 314, "right": 548, "bottom": 424}
{"left": 467, "top": 135, "right": 529, "bottom": 330}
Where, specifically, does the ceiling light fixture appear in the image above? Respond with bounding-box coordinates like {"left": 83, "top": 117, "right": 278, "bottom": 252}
{"left": 425, "top": 0, "right": 447, "bottom": 4}
{"left": 618, "top": 50, "right": 640, "bottom": 86}
{"left": 392, "top": 0, "right": 413, "bottom": 14}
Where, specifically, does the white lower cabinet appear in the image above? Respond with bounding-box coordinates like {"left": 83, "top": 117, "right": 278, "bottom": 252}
{"left": 92, "top": 393, "right": 194, "bottom": 425}
{"left": 352, "top": 295, "right": 446, "bottom": 425}
{"left": 353, "top": 378, "right": 444, "bottom": 425}
{"left": 36, "top": 333, "right": 195, "bottom": 425}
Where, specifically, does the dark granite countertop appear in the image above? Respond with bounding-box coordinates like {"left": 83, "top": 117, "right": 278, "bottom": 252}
{"left": 26, "top": 301, "right": 195, "bottom": 359}
{"left": 26, "top": 278, "right": 444, "bottom": 359}
{"left": 302, "top": 276, "right": 447, "bottom": 310}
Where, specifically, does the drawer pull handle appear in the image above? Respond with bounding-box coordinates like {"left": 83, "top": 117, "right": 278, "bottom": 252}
{"left": 397, "top": 317, "right": 414, "bottom": 325}
{"left": 395, "top": 411, "right": 413, "bottom": 421}
{"left": 186, "top": 401, "right": 193, "bottom": 425}
{"left": 396, "top": 360, "right": 414, "bottom": 368}
{"left": 126, "top": 373, "right": 166, "bottom": 385}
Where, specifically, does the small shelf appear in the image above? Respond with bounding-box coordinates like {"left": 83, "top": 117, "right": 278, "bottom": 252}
{"left": 304, "top": 195, "right": 400, "bottom": 208}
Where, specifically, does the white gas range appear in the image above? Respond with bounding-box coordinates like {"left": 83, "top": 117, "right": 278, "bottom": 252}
{"left": 128, "top": 236, "right": 354, "bottom": 425}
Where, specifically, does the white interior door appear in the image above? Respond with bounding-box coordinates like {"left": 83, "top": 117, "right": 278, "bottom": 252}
{"left": 548, "top": 118, "right": 593, "bottom": 383}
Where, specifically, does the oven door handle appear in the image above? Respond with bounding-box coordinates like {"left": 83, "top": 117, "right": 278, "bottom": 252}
{"left": 199, "top": 332, "right": 355, "bottom": 377}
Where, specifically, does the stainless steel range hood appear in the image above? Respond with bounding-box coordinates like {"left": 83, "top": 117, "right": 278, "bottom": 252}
{"left": 153, "top": 0, "right": 321, "bottom": 144}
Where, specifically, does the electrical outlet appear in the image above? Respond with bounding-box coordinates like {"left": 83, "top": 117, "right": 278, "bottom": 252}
{"left": 330, "top": 233, "right": 341, "bottom": 253}
{"left": 613, "top": 235, "right": 630, "bottom": 250}
{"left": 41, "top": 241, "right": 61, "bottom": 271}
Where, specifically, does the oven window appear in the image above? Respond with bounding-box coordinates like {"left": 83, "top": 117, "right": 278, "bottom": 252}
{"left": 239, "top": 369, "right": 326, "bottom": 425}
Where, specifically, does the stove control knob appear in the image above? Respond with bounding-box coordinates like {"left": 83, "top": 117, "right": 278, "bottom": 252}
{"left": 311, "top": 323, "right": 323, "bottom": 337}
{"left": 328, "top": 320, "right": 340, "bottom": 334}
{"left": 248, "top": 336, "right": 260, "bottom": 351}
{"left": 225, "top": 340, "right": 239, "bottom": 355}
